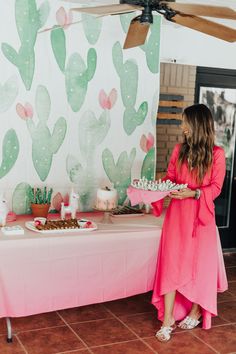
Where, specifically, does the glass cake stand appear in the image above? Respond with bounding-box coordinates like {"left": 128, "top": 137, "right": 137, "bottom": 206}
{"left": 93, "top": 207, "right": 115, "bottom": 224}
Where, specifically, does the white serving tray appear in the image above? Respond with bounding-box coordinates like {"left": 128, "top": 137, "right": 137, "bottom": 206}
{"left": 25, "top": 220, "right": 97, "bottom": 233}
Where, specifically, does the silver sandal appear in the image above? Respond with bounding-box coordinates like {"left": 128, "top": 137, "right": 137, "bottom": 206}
{"left": 155, "top": 322, "right": 176, "bottom": 342}
{"left": 178, "top": 316, "right": 202, "bottom": 329}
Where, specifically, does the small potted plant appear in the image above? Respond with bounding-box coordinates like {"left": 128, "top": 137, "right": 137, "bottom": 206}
{"left": 29, "top": 186, "right": 53, "bottom": 218}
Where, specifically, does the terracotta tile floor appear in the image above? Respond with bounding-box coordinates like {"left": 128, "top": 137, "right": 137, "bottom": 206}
{"left": 0, "top": 254, "right": 235, "bottom": 354}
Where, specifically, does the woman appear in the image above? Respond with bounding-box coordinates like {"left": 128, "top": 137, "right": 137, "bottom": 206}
{"left": 152, "top": 104, "right": 228, "bottom": 342}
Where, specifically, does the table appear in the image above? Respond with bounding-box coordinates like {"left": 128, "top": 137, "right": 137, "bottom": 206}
{"left": 0, "top": 212, "right": 163, "bottom": 340}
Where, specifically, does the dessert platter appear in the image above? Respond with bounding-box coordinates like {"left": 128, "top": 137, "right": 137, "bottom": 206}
{"left": 127, "top": 177, "right": 188, "bottom": 205}
{"left": 25, "top": 218, "right": 97, "bottom": 233}
{"left": 110, "top": 206, "right": 144, "bottom": 217}
{"left": 131, "top": 177, "right": 187, "bottom": 192}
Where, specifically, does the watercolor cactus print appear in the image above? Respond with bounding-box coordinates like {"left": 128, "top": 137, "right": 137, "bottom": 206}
{"left": 1, "top": 0, "right": 50, "bottom": 90}
{"left": 65, "top": 49, "right": 97, "bottom": 112}
{"left": 140, "top": 133, "right": 155, "bottom": 180}
{"left": 112, "top": 41, "right": 148, "bottom": 135}
{"left": 0, "top": 76, "right": 18, "bottom": 113}
{"left": 0, "top": 3, "right": 159, "bottom": 213}
{"left": 0, "top": 129, "right": 19, "bottom": 179}
{"left": 24, "top": 85, "right": 67, "bottom": 181}
{"left": 66, "top": 89, "right": 116, "bottom": 210}
{"left": 102, "top": 148, "right": 136, "bottom": 204}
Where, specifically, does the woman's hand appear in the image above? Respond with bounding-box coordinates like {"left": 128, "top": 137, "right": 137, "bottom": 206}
{"left": 169, "top": 188, "right": 196, "bottom": 200}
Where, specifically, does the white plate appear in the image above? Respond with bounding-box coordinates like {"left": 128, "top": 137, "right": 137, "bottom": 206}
{"left": 110, "top": 213, "right": 144, "bottom": 218}
{"left": 25, "top": 220, "right": 97, "bottom": 233}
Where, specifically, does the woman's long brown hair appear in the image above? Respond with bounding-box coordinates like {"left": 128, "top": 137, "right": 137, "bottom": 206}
{"left": 178, "top": 104, "right": 215, "bottom": 184}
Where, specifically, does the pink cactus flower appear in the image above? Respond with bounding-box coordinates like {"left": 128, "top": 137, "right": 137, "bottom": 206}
{"left": 56, "top": 7, "right": 73, "bottom": 29}
{"left": 16, "top": 103, "right": 33, "bottom": 120}
{"left": 140, "top": 133, "right": 154, "bottom": 153}
{"left": 99, "top": 89, "right": 117, "bottom": 110}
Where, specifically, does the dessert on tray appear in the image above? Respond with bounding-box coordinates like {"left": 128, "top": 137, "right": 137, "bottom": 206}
{"left": 25, "top": 218, "right": 98, "bottom": 233}
{"left": 96, "top": 186, "right": 118, "bottom": 210}
{"left": 110, "top": 206, "right": 143, "bottom": 216}
{"left": 131, "top": 177, "right": 187, "bottom": 191}
{"left": 127, "top": 177, "right": 188, "bottom": 206}
{"left": 35, "top": 218, "right": 80, "bottom": 230}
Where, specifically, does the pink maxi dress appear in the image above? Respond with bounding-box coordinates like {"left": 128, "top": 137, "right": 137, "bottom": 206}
{"left": 151, "top": 144, "right": 228, "bottom": 329}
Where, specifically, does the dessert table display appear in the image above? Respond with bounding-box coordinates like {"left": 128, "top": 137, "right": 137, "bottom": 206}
{"left": 0, "top": 212, "right": 163, "bottom": 341}
{"left": 127, "top": 177, "right": 188, "bottom": 205}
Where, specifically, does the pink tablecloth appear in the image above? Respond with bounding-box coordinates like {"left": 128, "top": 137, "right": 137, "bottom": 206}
{"left": 0, "top": 213, "right": 162, "bottom": 318}
{"left": 127, "top": 186, "right": 171, "bottom": 205}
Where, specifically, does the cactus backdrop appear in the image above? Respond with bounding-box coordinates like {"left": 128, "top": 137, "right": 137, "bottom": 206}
{"left": 0, "top": 1, "right": 160, "bottom": 212}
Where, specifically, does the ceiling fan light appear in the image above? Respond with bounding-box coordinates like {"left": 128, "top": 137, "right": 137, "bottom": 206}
{"left": 140, "top": 6, "right": 153, "bottom": 24}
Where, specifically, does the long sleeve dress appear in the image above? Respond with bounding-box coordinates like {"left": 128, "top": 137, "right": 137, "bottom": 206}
{"left": 151, "top": 144, "right": 228, "bottom": 329}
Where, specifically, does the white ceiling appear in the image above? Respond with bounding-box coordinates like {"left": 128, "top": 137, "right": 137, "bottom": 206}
{"left": 62, "top": 0, "right": 236, "bottom": 8}
{"left": 177, "top": 0, "right": 236, "bottom": 8}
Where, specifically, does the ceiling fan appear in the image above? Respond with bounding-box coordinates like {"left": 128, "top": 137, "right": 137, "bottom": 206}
{"left": 67, "top": 0, "right": 236, "bottom": 49}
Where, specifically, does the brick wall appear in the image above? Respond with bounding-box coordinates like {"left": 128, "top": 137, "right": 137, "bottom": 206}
{"left": 156, "top": 63, "right": 197, "bottom": 173}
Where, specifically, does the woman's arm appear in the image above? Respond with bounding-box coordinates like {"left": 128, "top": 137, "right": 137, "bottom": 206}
{"left": 198, "top": 147, "right": 226, "bottom": 225}
{"left": 151, "top": 144, "right": 180, "bottom": 216}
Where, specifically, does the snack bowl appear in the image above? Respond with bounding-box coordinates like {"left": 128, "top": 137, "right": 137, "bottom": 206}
{"left": 34, "top": 217, "right": 47, "bottom": 226}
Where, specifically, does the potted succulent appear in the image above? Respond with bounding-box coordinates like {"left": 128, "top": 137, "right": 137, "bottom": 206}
{"left": 29, "top": 186, "right": 53, "bottom": 218}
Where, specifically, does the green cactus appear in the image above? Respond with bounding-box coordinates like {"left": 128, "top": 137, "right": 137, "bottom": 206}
{"left": 79, "top": 110, "right": 111, "bottom": 158}
{"left": 140, "top": 16, "right": 161, "bottom": 73}
{"left": 50, "top": 27, "right": 66, "bottom": 72}
{"left": 12, "top": 182, "right": 32, "bottom": 214}
{"left": 29, "top": 186, "right": 53, "bottom": 204}
{"left": 26, "top": 85, "right": 67, "bottom": 181}
{"left": 65, "top": 48, "right": 97, "bottom": 112}
{"left": 141, "top": 147, "right": 155, "bottom": 180}
{"left": 1, "top": 0, "right": 50, "bottom": 90}
{"left": 112, "top": 42, "right": 148, "bottom": 135}
{"left": 66, "top": 155, "right": 95, "bottom": 211}
{"left": 124, "top": 103, "right": 148, "bottom": 136}
{"left": 0, "top": 129, "right": 20, "bottom": 179}
{"left": 102, "top": 147, "right": 136, "bottom": 204}
{"left": 0, "top": 76, "right": 19, "bottom": 113}
{"left": 66, "top": 109, "right": 111, "bottom": 211}
{"left": 82, "top": 13, "right": 103, "bottom": 45}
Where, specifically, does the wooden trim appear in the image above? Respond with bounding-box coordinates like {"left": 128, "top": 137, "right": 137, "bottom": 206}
{"left": 159, "top": 100, "right": 185, "bottom": 108}
{"left": 157, "top": 112, "right": 183, "bottom": 120}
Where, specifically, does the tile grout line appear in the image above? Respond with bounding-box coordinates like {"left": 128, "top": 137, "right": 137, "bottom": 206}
{"left": 15, "top": 334, "right": 28, "bottom": 354}
{"left": 88, "top": 338, "right": 157, "bottom": 351}
{"left": 103, "top": 306, "right": 157, "bottom": 353}
{"left": 14, "top": 323, "right": 69, "bottom": 335}
{"left": 59, "top": 309, "right": 155, "bottom": 325}
{"left": 190, "top": 330, "right": 222, "bottom": 354}
{"left": 56, "top": 311, "right": 93, "bottom": 354}
{"left": 55, "top": 349, "right": 90, "bottom": 354}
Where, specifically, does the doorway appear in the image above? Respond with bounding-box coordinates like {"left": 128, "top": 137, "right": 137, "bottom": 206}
{"left": 195, "top": 66, "right": 236, "bottom": 249}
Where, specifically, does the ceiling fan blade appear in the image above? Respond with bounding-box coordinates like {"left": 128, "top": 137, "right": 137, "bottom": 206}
{"left": 171, "top": 14, "right": 236, "bottom": 42}
{"left": 123, "top": 17, "right": 150, "bottom": 49}
{"left": 163, "top": 3, "right": 236, "bottom": 20}
{"left": 71, "top": 4, "right": 142, "bottom": 16}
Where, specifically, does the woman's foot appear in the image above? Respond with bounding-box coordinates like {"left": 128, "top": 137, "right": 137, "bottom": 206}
{"left": 178, "top": 313, "right": 202, "bottom": 330}
{"left": 155, "top": 318, "right": 176, "bottom": 342}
